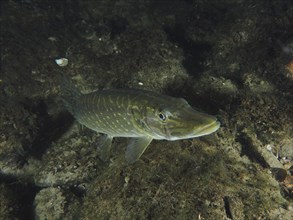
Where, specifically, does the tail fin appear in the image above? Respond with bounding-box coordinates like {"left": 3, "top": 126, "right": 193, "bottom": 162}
{"left": 60, "top": 77, "right": 82, "bottom": 115}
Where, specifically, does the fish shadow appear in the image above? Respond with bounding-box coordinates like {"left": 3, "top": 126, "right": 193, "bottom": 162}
{"left": 28, "top": 100, "right": 74, "bottom": 160}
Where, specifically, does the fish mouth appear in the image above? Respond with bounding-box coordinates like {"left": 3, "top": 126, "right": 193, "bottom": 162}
{"left": 168, "top": 119, "right": 220, "bottom": 140}
{"left": 194, "top": 120, "right": 220, "bottom": 137}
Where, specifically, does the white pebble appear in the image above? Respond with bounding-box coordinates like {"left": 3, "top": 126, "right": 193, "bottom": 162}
{"left": 55, "top": 58, "right": 68, "bottom": 67}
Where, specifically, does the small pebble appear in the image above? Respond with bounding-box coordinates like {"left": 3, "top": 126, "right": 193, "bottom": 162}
{"left": 55, "top": 58, "right": 68, "bottom": 67}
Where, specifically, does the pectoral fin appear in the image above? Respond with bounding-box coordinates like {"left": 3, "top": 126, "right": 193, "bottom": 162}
{"left": 97, "top": 135, "right": 113, "bottom": 161}
{"left": 125, "top": 137, "right": 153, "bottom": 164}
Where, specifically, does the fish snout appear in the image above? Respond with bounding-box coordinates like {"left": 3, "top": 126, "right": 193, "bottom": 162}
{"left": 195, "top": 119, "right": 220, "bottom": 136}
{"left": 191, "top": 113, "right": 221, "bottom": 137}
{"left": 167, "top": 111, "right": 220, "bottom": 140}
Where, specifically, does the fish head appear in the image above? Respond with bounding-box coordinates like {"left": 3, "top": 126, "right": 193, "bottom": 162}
{"left": 142, "top": 97, "right": 220, "bottom": 140}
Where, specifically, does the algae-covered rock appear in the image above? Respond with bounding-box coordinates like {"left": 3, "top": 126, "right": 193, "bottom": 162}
{"left": 34, "top": 187, "right": 81, "bottom": 220}
{"left": 79, "top": 136, "right": 288, "bottom": 219}
{"left": 32, "top": 129, "right": 102, "bottom": 187}
{"left": 34, "top": 188, "right": 66, "bottom": 220}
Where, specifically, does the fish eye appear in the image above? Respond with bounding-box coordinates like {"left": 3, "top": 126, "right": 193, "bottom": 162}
{"left": 158, "top": 112, "right": 167, "bottom": 121}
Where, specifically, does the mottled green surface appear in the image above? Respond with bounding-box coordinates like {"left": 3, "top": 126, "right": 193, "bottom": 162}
{"left": 0, "top": 0, "right": 293, "bottom": 219}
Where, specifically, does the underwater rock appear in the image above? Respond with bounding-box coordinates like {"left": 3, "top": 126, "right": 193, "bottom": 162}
{"left": 34, "top": 186, "right": 81, "bottom": 220}
{"left": 34, "top": 187, "right": 66, "bottom": 220}
{"left": 243, "top": 73, "right": 275, "bottom": 94}
{"left": 32, "top": 133, "right": 101, "bottom": 187}
{"left": 279, "top": 143, "right": 293, "bottom": 162}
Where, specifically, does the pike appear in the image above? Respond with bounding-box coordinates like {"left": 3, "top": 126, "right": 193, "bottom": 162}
{"left": 61, "top": 78, "right": 220, "bottom": 164}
